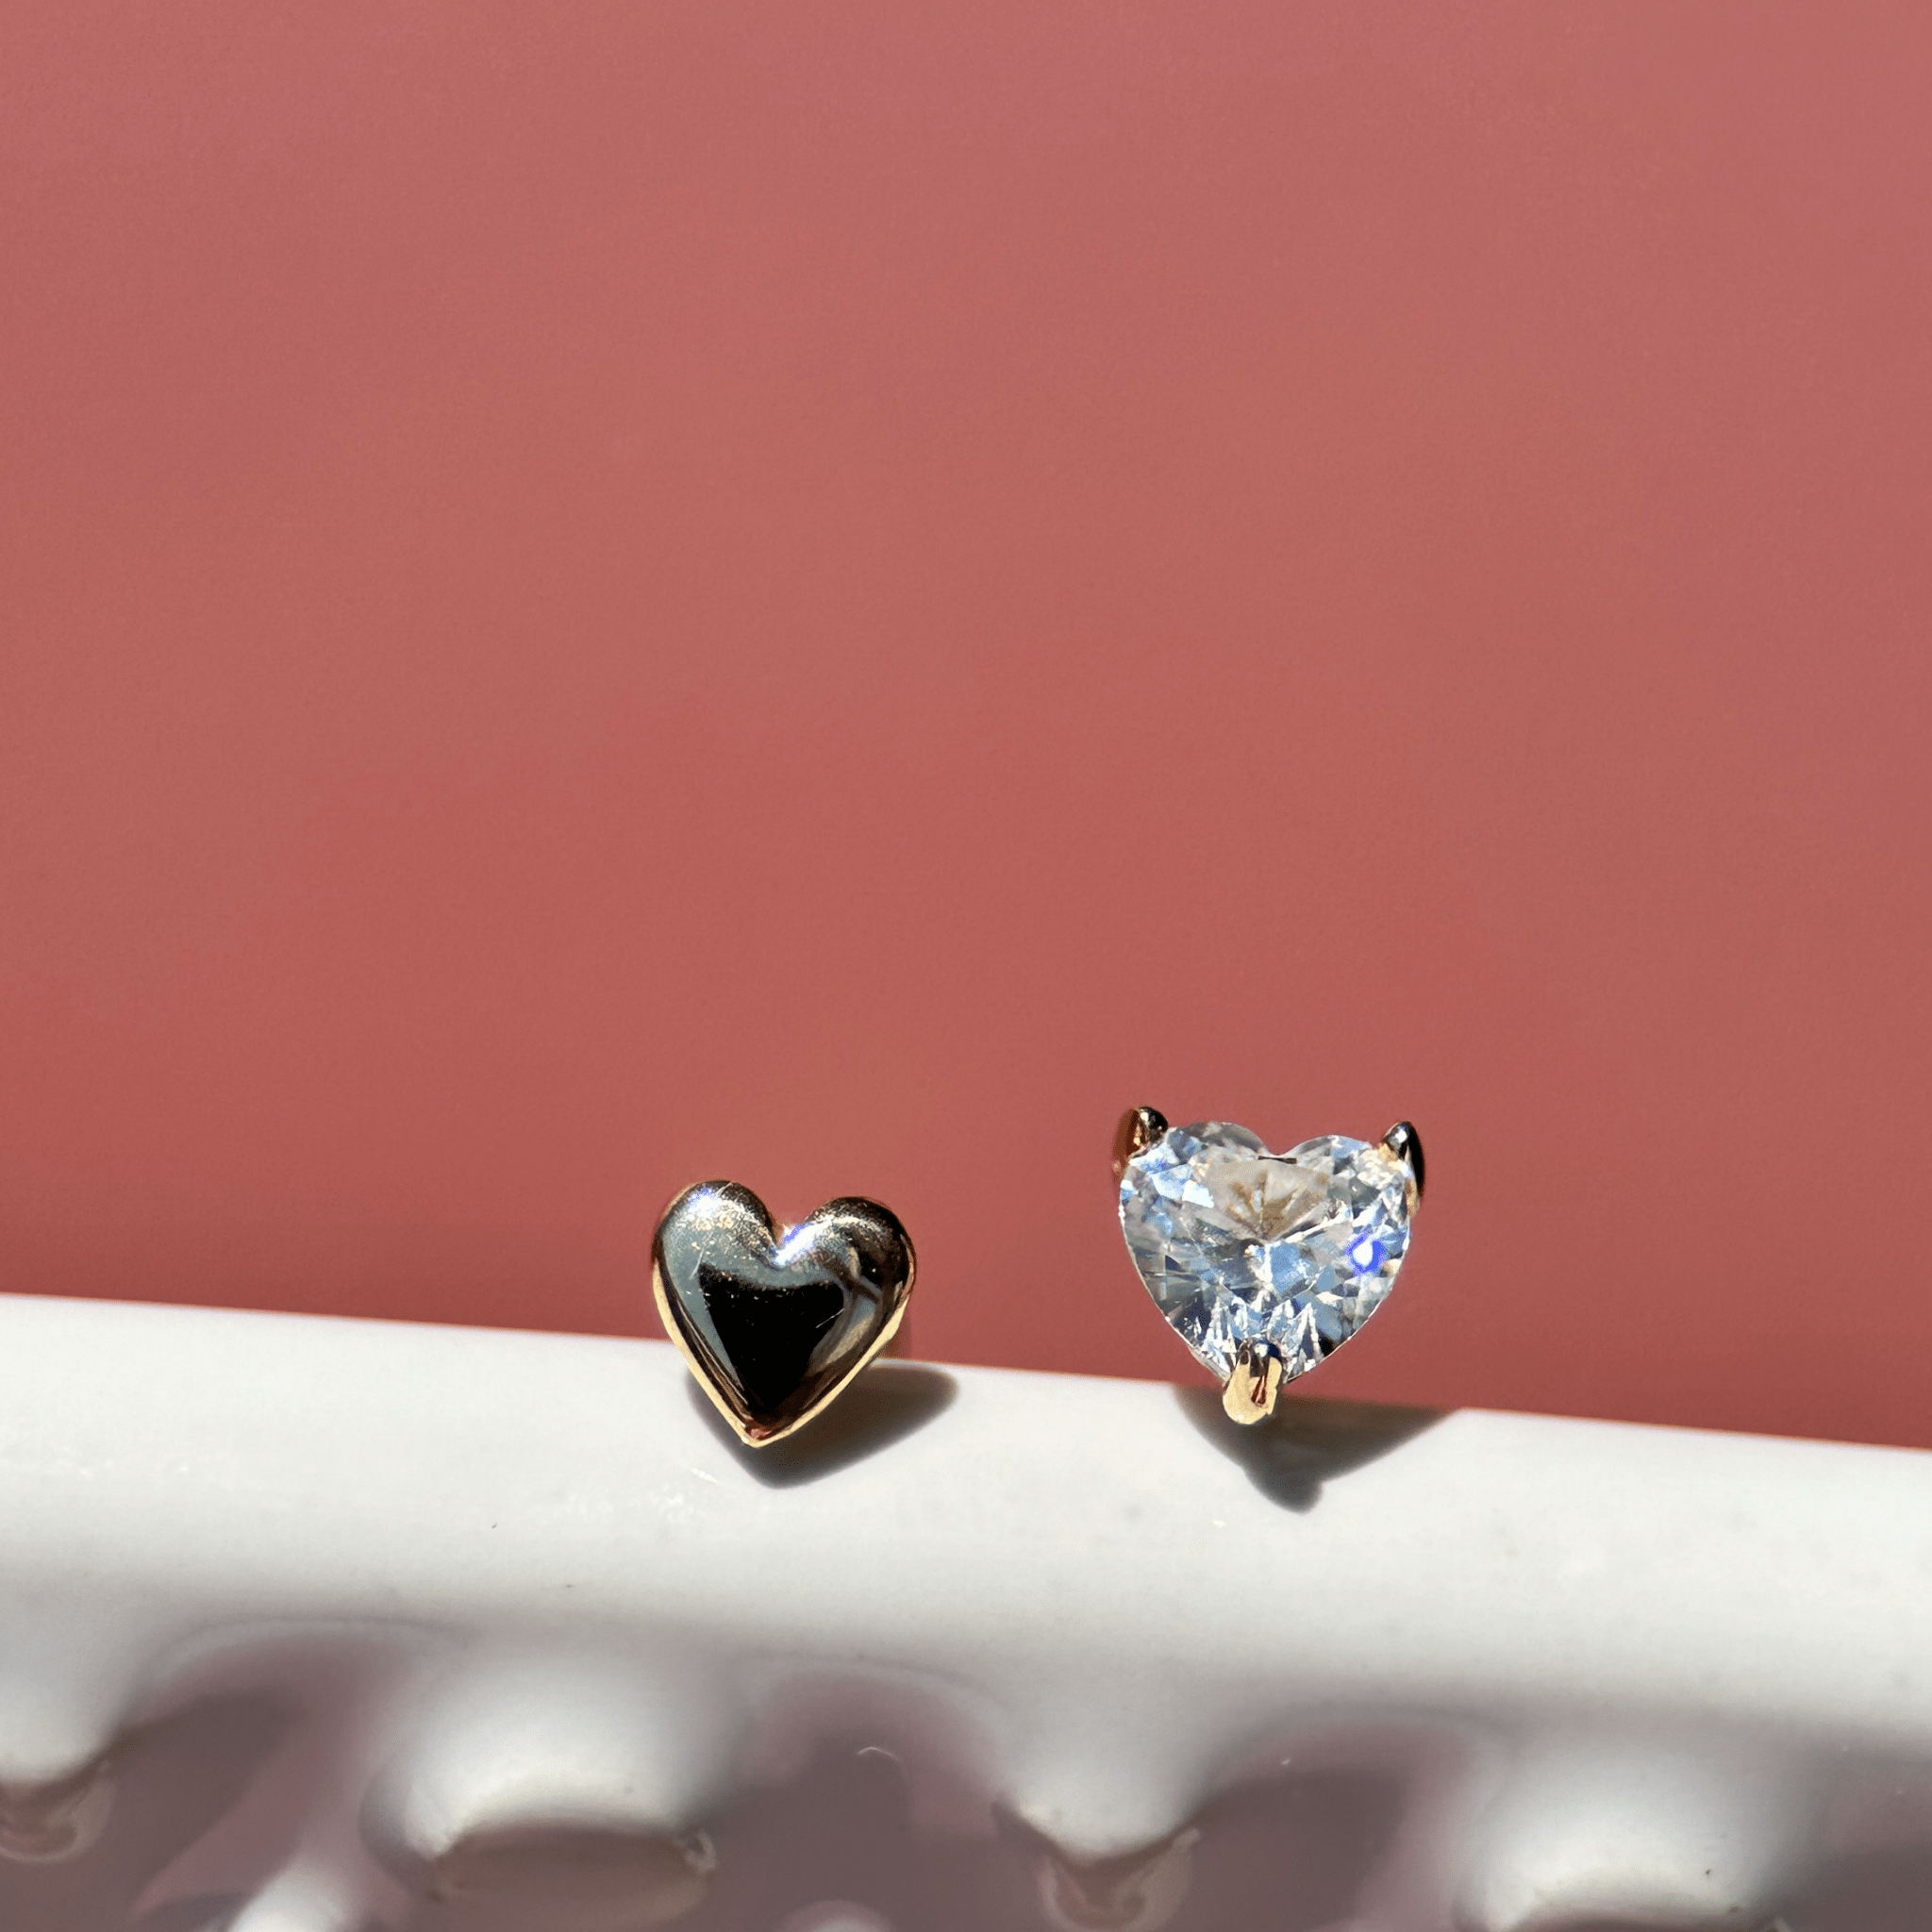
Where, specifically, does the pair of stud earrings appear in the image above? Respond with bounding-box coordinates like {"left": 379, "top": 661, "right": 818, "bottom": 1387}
{"left": 653, "top": 1107, "right": 1424, "bottom": 1447}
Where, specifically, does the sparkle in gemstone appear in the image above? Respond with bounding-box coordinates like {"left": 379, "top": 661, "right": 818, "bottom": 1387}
{"left": 1119, "top": 1121, "right": 1414, "bottom": 1385}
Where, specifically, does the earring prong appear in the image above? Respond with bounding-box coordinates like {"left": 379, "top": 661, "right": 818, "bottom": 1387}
{"left": 1222, "top": 1340, "right": 1284, "bottom": 1424}
{"left": 1379, "top": 1121, "right": 1424, "bottom": 1201}
{"left": 1111, "top": 1107, "right": 1170, "bottom": 1181}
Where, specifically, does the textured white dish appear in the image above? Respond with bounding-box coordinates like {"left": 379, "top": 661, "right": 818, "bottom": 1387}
{"left": 0, "top": 1291, "right": 1924, "bottom": 1931}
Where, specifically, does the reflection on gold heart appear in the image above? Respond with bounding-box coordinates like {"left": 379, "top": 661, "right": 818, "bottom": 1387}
{"left": 652, "top": 1181, "right": 916, "bottom": 1446}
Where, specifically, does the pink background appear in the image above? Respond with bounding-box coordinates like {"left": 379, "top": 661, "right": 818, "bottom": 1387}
{"left": 3, "top": 5, "right": 1928, "bottom": 1445}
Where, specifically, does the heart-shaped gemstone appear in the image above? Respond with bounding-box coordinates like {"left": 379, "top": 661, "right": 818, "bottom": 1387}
{"left": 1119, "top": 1122, "right": 1416, "bottom": 1388}
{"left": 652, "top": 1181, "right": 915, "bottom": 1445}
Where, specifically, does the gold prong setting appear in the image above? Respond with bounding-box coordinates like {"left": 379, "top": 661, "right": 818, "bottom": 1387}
{"left": 1222, "top": 1340, "right": 1285, "bottom": 1424}
{"left": 1110, "top": 1106, "right": 1170, "bottom": 1182}
{"left": 1379, "top": 1120, "right": 1424, "bottom": 1214}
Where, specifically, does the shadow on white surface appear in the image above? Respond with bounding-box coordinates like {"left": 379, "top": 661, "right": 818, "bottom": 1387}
{"left": 685, "top": 1363, "right": 958, "bottom": 1488}
{"left": 1173, "top": 1387, "right": 1445, "bottom": 1510}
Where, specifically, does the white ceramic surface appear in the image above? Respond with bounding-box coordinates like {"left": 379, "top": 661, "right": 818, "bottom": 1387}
{"left": 0, "top": 1291, "right": 1924, "bottom": 1931}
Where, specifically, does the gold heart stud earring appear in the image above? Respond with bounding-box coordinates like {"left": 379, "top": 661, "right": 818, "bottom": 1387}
{"left": 1113, "top": 1108, "right": 1424, "bottom": 1423}
{"left": 652, "top": 1181, "right": 916, "bottom": 1446}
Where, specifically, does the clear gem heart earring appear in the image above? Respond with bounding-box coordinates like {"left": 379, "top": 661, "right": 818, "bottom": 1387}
{"left": 653, "top": 1181, "right": 916, "bottom": 1446}
{"left": 1112, "top": 1108, "right": 1424, "bottom": 1424}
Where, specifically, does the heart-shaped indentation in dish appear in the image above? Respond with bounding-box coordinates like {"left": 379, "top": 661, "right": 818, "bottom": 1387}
{"left": 1119, "top": 1121, "right": 1417, "bottom": 1387}
{"left": 652, "top": 1181, "right": 915, "bottom": 1445}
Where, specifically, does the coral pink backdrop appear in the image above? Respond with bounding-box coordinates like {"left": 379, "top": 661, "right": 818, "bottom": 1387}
{"left": 3, "top": 4, "right": 1928, "bottom": 1445}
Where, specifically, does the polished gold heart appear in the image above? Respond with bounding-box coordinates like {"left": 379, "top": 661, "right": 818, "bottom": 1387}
{"left": 651, "top": 1180, "right": 916, "bottom": 1446}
